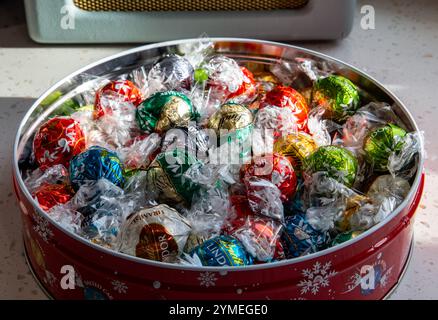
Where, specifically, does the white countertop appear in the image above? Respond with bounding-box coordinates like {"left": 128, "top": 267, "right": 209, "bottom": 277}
{"left": 0, "top": 0, "right": 437, "bottom": 299}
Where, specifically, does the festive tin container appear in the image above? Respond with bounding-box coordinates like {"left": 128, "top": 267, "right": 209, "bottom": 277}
{"left": 13, "top": 39, "right": 424, "bottom": 300}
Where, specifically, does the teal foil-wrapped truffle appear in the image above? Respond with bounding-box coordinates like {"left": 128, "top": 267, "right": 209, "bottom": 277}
{"left": 304, "top": 145, "right": 358, "bottom": 187}
{"left": 136, "top": 91, "right": 196, "bottom": 133}
{"left": 363, "top": 123, "right": 407, "bottom": 172}
{"left": 312, "top": 75, "right": 360, "bottom": 121}
{"left": 69, "top": 146, "right": 124, "bottom": 191}
{"left": 191, "top": 235, "right": 253, "bottom": 266}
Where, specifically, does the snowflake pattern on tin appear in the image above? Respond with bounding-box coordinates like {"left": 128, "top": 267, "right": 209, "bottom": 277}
{"left": 111, "top": 280, "right": 128, "bottom": 294}
{"left": 33, "top": 214, "right": 54, "bottom": 243}
{"left": 297, "top": 261, "right": 337, "bottom": 295}
{"left": 198, "top": 272, "right": 218, "bottom": 288}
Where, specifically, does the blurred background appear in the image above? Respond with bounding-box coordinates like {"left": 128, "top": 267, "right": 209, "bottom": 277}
{"left": 0, "top": 0, "right": 437, "bottom": 299}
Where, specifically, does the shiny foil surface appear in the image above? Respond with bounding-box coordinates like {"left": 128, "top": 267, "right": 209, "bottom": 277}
{"left": 33, "top": 117, "right": 86, "bottom": 170}
{"left": 69, "top": 146, "right": 125, "bottom": 190}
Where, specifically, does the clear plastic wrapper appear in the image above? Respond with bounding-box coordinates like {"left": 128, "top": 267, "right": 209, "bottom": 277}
{"left": 131, "top": 37, "right": 212, "bottom": 99}
{"left": 118, "top": 133, "right": 161, "bottom": 171}
{"left": 307, "top": 106, "right": 339, "bottom": 147}
{"left": 367, "top": 175, "right": 410, "bottom": 204}
{"left": 130, "top": 66, "right": 150, "bottom": 98}
{"left": 93, "top": 92, "right": 140, "bottom": 149}
{"left": 304, "top": 172, "right": 360, "bottom": 232}
{"left": 177, "top": 252, "right": 204, "bottom": 266}
{"left": 250, "top": 126, "right": 275, "bottom": 157}
{"left": 70, "top": 107, "right": 112, "bottom": 150}
{"left": 123, "top": 170, "right": 148, "bottom": 194}
{"left": 185, "top": 85, "right": 219, "bottom": 125}
{"left": 388, "top": 132, "right": 422, "bottom": 180}
{"left": 147, "top": 54, "right": 194, "bottom": 92}
{"left": 226, "top": 66, "right": 258, "bottom": 105}
{"left": 204, "top": 55, "right": 245, "bottom": 102}
{"left": 269, "top": 57, "right": 332, "bottom": 88}
{"left": 254, "top": 105, "right": 299, "bottom": 139}
{"left": 182, "top": 181, "right": 231, "bottom": 252}
{"left": 50, "top": 178, "right": 137, "bottom": 248}
{"left": 177, "top": 36, "right": 214, "bottom": 69}
{"left": 184, "top": 162, "right": 239, "bottom": 186}
{"left": 123, "top": 171, "right": 159, "bottom": 210}
{"left": 48, "top": 205, "right": 83, "bottom": 235}
{"left": 80, "top": 208, "right": 121, "bottom": 246}
{"left": 333, "top": 194, "right": 374, "bottom": 232}
{"left": 69, "top": 178, "right": 125, "bottom": 216}
{"left": 24, "top": 164, "right": 69, "bottom": 194}
{"left": 241, "top": 153, "right": 297, "bottom": 203}
{"left": 363, "top": 174, "right": 410, "bottom": 227}
{"left": 244, "top": 176, "right": 284, "bottom": 222}
{"left": 305, "top": 172, "right": 411, "bottom": 233}
{"left": 72, "top": 96, "right": 148, "bottom": 152}
{"left": 185, "top": 181, "right": 230, "bottom": 233}
{"left": 342, "top": 102, "right": 403, "bottom": 153}
{"left": 343, "top": 198, "right": 390, "bottom": 232}
{"left": 231, "top": 215, "right": 283, "bottom": 262}
{"left": 59, "top": 74, "right": 111, "bottom": 111}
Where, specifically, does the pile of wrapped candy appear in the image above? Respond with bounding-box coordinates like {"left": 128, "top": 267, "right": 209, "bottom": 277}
{"left": 20, "top": 41, "right": 421, "bottom": 267}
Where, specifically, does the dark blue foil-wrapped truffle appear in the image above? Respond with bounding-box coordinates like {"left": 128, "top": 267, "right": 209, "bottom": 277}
{"left": 69, "top": 146, "right": 124, "bottom": 191}
{"left": 191, "top": 235, "right": 253, "bottom": 267}
{"left": 281, "top": 214, "right": 329, "bottom": 258}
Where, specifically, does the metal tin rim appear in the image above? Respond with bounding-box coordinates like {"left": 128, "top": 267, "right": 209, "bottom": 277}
{"left": 13, "top": 37, "right": 425, "bottom": 272}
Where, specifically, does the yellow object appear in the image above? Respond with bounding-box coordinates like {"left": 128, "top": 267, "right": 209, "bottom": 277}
{"left": 73, "top": 0, "right": 309, "bottom": 11}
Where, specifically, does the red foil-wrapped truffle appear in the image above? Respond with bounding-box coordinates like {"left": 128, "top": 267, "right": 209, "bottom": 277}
{"left": 33, "top": 117, "right": 86, "bottom": 170}
{"left": 227, "top": 67, "right": 257, "bottom": 103}
{"left": 240, "top": 153, "right": 297, "bottom": 202}
{"left": 225, "top": 195, "right": 285, "bottom": 262}
{"left": 260, "top": 85, "right": 309, "bottom": 132}
{"left": 32, "top": 183, "right": 74, "bottom": 211}
{"left": 94, "top": 79, "right": 143, "bottom": 119}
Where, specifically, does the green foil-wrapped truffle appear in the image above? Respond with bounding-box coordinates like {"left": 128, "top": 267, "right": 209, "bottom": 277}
{"left": 312, "top": 75, "right": 360, "bottom": 121}
{"left": 146, "top": 148, "right": 200, "bottom": 207}
{"left": 136, "top": 91, "right": 196, "bottom": 133}
{"left": 304, "top": 145, "right": 358, "bottom": 187}
{"left": 331, "top": 230, "right": 363, "bottom": 246}
{"left": 363, "top": 123, "right": 407, "bottom": 172}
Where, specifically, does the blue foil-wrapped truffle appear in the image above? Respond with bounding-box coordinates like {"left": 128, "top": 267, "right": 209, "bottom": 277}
{"left": 191, "top": 235, "right": 253, "bottom": 267}
{"left": 281, "top": 214, "right": 329, "bottom": 258}
{"left": 69, "top": 146, "right": 124, "bottom": 191}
